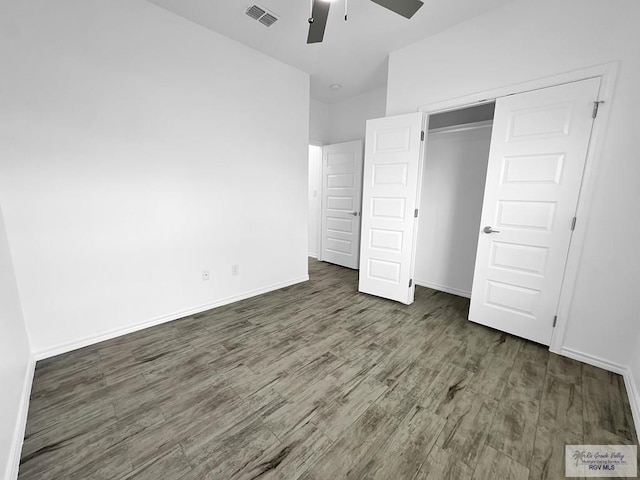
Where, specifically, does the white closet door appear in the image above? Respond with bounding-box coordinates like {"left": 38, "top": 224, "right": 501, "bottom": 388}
{"left": 359, "top": 112, "right": 424, "bottom": 304}
{"left": 469, "top": 78, "right": 600, "bottom": 345}
{"left": 321, "top": 141, "right": 364, "bottom": 269}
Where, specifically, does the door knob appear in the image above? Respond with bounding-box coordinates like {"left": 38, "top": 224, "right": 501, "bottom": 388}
{"left": 350, "top": 212, "right": 360, "bottom": 216}
{"left": 483, "top": 226, "right": 500, "bottom": 234}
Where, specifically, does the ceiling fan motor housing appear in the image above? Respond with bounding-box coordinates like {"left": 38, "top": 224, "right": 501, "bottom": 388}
{"left": 307, "top": 0, "right": 424, "bottom": 44}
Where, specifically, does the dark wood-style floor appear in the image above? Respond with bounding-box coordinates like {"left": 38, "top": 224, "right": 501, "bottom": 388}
{"left": 19, "top": 259, "right": 638, "bottom": 479}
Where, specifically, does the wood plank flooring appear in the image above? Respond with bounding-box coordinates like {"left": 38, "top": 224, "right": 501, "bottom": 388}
{"left": 19, "top": 259, "right": 638, "bottom": 479}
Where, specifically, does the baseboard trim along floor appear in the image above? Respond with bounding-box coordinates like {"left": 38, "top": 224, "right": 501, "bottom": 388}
{"left": 32, "top": 275, "right": 309, "bottom": 361}
{"left": 6, "top": 358, "right": 35, "bottom": 480}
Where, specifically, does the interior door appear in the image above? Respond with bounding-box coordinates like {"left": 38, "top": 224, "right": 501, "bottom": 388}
{"left": 469, "top": 77, "right": 601, "bottom": 345}
{"left": 359, "top": 112, "right": 425, "bottom": 304}
{"left": 320, "top": 140, "right": 364, "bottom": 269}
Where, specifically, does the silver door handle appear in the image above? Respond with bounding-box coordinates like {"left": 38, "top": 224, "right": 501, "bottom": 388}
{"left": 350, "top": 212, "right": 360, "bottom": 216}
{"left": 483, "top": 226, "right": 500, "bottom": 234}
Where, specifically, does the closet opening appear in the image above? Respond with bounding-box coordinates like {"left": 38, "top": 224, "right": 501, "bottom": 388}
{"left": 414, "top": 102, "right": 496, "bottom": 298}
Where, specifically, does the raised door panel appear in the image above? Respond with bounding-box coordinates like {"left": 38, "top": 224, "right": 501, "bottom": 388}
{"left": 359, "top": 112, "right": 424, "bottom": 304}
{"left": 469, "top": 77, "right": 600, "bottom": 345}
{"left": 321, "top": 141, "right": 364, "bottom": 269}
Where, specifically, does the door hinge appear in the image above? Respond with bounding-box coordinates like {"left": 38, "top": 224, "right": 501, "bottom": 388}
{"left": 592, "top": 101, "right": 604, "bottom": 119}
{"left": 414, "top": 209, "right": 419, "bottom": 218}
{"left": 553, "top": 315, "right": 558, "bottom": 328}
{"left": 571, "top": 216, "right": 577, "bottom": 231}
{"left": 409, "top": 279, "right": 413, "bottom": 288}
{"left": 421, "top": 131, "right": 425, "bottom": 141}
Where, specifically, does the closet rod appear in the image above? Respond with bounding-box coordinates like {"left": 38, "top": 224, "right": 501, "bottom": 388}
{"left": 427, "top": 120, "right": 493, "bottom": 136}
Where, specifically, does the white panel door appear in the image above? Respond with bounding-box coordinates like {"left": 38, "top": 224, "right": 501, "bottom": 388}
{"left": 469, "top": 77, "right": 600, "bottom": 345}
{"left": 359, "top": 112, "right": 424, "bottom": 304}
{"left": 321, "top": 140, "right": 364, "bottom": 269}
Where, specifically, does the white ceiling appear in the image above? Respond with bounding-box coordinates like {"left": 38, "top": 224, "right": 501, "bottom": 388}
{"left": 146, "top": 0, "right": 513, "bottom": 103}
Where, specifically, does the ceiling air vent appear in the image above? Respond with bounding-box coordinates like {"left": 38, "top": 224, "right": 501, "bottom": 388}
{"left": 259, "top": 13, "right": 278, "bottom": 27}
{"left": 245, "top": 4, "right": 279, "bottom": 28}
{"left": 246, "top": 5, "right": 265, "bottom": 20}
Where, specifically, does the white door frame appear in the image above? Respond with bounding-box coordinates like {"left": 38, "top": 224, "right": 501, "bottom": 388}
{"left": 309, "top": 141, "right": 325, "bottom": 261}
{"left": 417, "top": 62, "right": 618, "bottom": 355}
{"left": 308, "top": 144, "right": 323, "bottom": 260}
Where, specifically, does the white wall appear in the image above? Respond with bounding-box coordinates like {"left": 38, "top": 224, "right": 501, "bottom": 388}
{"left": 308, "top": 146, "right": 322, "bottom": 258}
{"left": 310, "top": 87, "right": 387, "bottom": 147}
{"left": 328, "top": 87, "right": 387, "bottom": 144}
{"left": 414, "top": 125, "right": 491, "bottom": 297}
{"left": 0, "top": 0, "right": 310, "bottom": 356}
{"left": 310, "top": 99, "right": 330, "bottom": 146}
{"left": 0, "top": 204, "right": 32, "bottom": 480}
{"left": 387, "top": 0, "right": 640, "bottom": 373}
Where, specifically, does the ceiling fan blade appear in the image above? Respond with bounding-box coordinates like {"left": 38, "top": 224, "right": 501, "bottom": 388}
{"left": 370, "top": 0, "right": 424, "bottom": 19}
{"left": 307, "top": 0, "right": 331, "bottom": 44}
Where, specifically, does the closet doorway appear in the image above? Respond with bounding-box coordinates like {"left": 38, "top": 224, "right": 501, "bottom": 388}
{"left": 414, "top": 103, "right": 495, "bottom": 298}
{"left": 359, "top": 77, "right": 603, "bottom": 346}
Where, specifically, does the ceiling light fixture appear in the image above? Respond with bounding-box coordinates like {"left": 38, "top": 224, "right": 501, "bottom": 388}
{"left": 330, "top": 84, "right": 342, "bottom": 90}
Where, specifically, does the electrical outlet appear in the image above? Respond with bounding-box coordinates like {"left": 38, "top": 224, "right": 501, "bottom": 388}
{"left": 202, "top": 270, "right": 210, "bottom": 281}
{"left": 232, "top": 264, "right": 240, "bottom": 276}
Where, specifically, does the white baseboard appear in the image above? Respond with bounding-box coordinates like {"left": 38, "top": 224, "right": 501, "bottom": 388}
{"left": 414, "top": 279, "right": 471, "bottom": 299}
{"left": 33, "top": 275, "right": 309, "bottom": 360}
{"left": 308, "top": 253, "right": 318, "bottom": 259}
{"left": 623, "top": 367, "right": 640, "bottom": 444}
{"left": 559, "top": 347, "right": 627, "bottom": 375}
{"left": 6, "top": 357, "right": 36, "bottom": 480}
{"left": 560, "top": 347, "right": 640, "bottom": 441}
